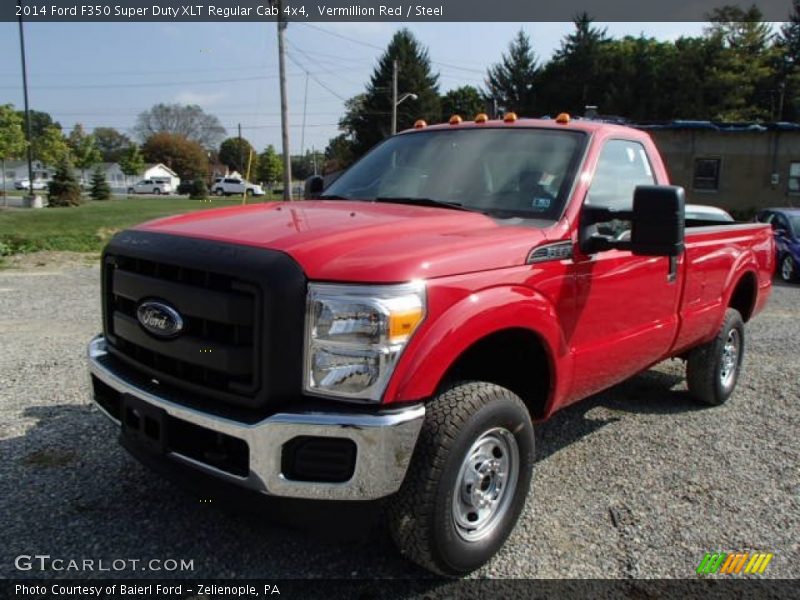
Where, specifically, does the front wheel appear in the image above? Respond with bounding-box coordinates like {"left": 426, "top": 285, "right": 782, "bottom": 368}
{"left": 686, "top": 308, "right": 744, "bottom": 406}
{"left": 388, "top": 381, "right": 534, "bottom": 577}
{"left": 127, "top": 188, "right": 135, "bottom": 195}
{"left": 780, "top": 255, "right": 798, "bottom": 282}
{"left": 214, "top": 188, "right": 225, "bottom": 197}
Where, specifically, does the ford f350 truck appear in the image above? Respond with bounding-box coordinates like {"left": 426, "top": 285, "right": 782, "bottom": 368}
{"left": 88, "top": 114, "right": 773, "bottom": 576}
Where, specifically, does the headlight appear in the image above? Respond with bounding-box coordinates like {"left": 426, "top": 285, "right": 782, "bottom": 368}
{"left": 304, "top": 282, "right": 426, "bottom": 402}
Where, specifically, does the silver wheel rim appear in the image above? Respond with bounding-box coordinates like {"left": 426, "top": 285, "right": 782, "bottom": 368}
{"left": 720, "top": 328, "right": 740, "bottom": 389}
{"left": 782, "top": 257, "right": 793, "bottom": 281}
{"left": 452, "top": 427, "right": 519, "bottom": 542}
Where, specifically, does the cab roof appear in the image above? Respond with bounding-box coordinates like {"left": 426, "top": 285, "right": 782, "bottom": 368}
{"left": 399, "top": 117, "right": 642, "bottom": 137}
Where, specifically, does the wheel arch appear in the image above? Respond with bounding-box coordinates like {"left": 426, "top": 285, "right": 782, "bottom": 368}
{"left": 384, "top": 285, "right": 570, "bottom": 420}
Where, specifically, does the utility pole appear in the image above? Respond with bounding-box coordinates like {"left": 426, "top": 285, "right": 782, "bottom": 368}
{"left": 17, "top": 0, "right": 35, "bottom": 205}
{"left": 300, "top": 72, "right": 308, "bottom": 156}
{"left": 391, "top": 59, "right": 399, "bottom": 135}
{"left": 275, "top": 0, "right": 292, "bottom": 200}
{"left": 237, "top": 123, "right": 243, "bottom": 176}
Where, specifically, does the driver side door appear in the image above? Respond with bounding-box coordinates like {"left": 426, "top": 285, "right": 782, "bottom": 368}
{"left": 567, "top": 139, "right": 683, "bottom": 401}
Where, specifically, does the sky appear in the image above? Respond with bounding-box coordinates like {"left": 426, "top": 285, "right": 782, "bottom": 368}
{"left": 0, "top": 21, "right": 709, "bottom": 155}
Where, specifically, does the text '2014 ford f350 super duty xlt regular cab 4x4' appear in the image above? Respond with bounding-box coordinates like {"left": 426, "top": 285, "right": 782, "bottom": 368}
{"left": 87, "top": 114, "right": 773, "bottom": 576}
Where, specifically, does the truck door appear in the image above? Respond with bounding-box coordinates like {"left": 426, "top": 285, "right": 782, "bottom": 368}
{"left": 568, "top": 139, "right": 683, "bottom": 401}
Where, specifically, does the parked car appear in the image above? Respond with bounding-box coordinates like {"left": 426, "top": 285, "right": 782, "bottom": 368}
{"left": 14, "top": 179, "right": 48, "bottom": 191}
{"left": 685, "top": 204, "right": 734, "bottom": 223}
{"left": 212, "top": 177, "right": 265, "bottom": 196}
{"left": 755, "top": 207, "right": 800, "bottom": 282}
{"left": 88, "top": 116, "right": 773, "bottom": 577}
{"left": 127, "top": 179, "right": 173, "bottom": 195}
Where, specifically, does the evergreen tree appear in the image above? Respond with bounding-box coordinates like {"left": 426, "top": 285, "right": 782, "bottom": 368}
{"left": 341, "top": 29, "right": 440, "bottom": 156}
{"left": 47, "top": 157, "right": 83, "bottom": 207}
{"left": 538, "top": 14, "right": 610, "bottom": 115}
{"left": 778, "top": 0, "right": 800, "bottom": 119}
{"left": 485, "top": 30, "right": 539, "bottom": 116}
{"left": 257, "top": 145, "right": 283, "bottom": 187}
{"left": 89, "top": 165, "right": 111, "bottom": 200}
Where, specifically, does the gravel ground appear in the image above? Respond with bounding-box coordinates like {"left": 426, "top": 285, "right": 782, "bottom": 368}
{"left": 0, "top": 254, "right": 798, "bottom": 581}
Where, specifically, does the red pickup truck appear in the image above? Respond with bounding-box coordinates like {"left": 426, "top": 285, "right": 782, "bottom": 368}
{"left": 88, "top": 115, "right": 773, "bottom": 576}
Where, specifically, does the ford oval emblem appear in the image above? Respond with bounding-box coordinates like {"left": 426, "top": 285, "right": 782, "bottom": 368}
{"left": 136, "top": 300, "right": 184, "bottom": 338}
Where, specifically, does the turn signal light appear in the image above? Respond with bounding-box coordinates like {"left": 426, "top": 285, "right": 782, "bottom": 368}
{"left": 449, "top": 114, "right": 463, "bottom": 125}
{"left": 556, "top": 112, "right": 571, "bottom": 124}
{"left": 503, "top": 112, "right": 518, "bottom": 123}
{"left": 414, "top": 119, "right": 427, "bottom": 129}
{"left": 474, "top": 113, "right": 489, "bottom": 123}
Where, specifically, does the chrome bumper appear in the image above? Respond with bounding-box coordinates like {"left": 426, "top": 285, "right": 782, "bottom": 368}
{"left": 87, "top": 336, "right": 424, "bottom": 501}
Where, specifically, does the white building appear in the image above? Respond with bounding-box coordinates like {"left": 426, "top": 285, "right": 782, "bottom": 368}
{"left": 0, "top": 160, "right": 180, "bottom": 193}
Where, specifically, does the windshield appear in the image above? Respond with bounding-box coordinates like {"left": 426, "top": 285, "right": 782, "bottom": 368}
{"left": 323, "top": 128, "right": 587, "bottom": 220}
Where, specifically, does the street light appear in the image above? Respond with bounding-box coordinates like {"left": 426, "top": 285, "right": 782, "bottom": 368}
{"left": 392, "top": 93, "right": 418, "bottom": 135}
{"left": 391, "top": 59, "right": 418, "bottom": 135}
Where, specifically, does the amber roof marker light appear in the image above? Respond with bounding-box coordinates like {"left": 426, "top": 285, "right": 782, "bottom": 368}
{"left": 449, "top": 115, "right": 463, "bottom": 125}
{"left": 556, "top": 113, "right": 571, "bottom": 124}
{"left": 414, "top": 119, "right": 427, "bottom": 129}
{"left": 474, "top": 113, "right": 489, "bottom": 123}
{"left": 504, "top": 112, "right": 518, "bottom": 123}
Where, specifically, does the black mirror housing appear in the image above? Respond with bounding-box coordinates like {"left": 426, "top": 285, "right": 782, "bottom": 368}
{"left": 630, "top": 185, "right": 685, "bottom": 257}
{"left": 304, "top": 175, "right": 325, "bottom": 199}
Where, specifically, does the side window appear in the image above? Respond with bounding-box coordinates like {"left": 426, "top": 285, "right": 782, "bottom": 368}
{"left": 693, "top": 158, "right": 721, "bottom": 192}
{"left": 586, "top": 139, "right": 655, "bottom": 239}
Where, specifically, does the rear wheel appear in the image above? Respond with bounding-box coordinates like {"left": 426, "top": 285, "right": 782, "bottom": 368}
{"left": 781, "top": 255, "right": 797, "bottom": 282}
{"left": 127, "top": 187, "right": 135, "bottom": 195}
{"left": 153, "top": 188, "right": 161, "bottom": 195}
{"left": 388, "top": 381, "right": 534, "bottom": 576}
{"left": 686, "top": 308, "right": 744, "bottom": 406}
{"left": 215, "top": 188, "right": 225, "bottom": 196}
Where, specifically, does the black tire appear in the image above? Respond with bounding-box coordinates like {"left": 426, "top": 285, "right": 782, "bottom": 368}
{"left": 388, "top": 381, "right": 534, "bottom": 577}
{"left": 780, "top": 255, "right": 798, "bottom": 282}
{"left": 127, "top": 188, "right": 135, "bottom": 195}
{"left": 215, "top": 188, "right": 225, "bottom": 197}
{"left": 153, "top": 188, "right": 161, "bottom": 195}
{"left": 686, "top": 308, "right": 744, "bottom": 406}
{"left": 246, "top": 188, "right": 254, "bottom": 197}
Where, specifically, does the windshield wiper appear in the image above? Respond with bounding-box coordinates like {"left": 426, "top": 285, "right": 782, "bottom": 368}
{"left": 318, "top": 193, "right": 348, "bottom": 200}
{"left": 374, "top": 196, "right": 475, "bottom": 212}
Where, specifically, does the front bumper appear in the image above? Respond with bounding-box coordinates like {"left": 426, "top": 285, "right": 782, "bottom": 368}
{"left": 87, "top": 336, "right": 424, "bottom": 501}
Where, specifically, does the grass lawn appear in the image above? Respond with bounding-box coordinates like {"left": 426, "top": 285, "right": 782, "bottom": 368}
{"left": 0, "top": 196, "right": 274, "bottom": 256}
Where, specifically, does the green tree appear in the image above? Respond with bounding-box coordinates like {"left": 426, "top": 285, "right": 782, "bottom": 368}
{"left": 441, "top": 86, "right": 486, "bottom": 120}
{"left": 89, "top": 165, "right": 111, "bottom": 200}
{"left": 485, "top": 30, "right": 539, "bottom": 116}
{"left": 0, "top": 104, "right": 27, "bottom": 200}
{"left": 323, "top": 134, "right": 355, "bottom": 173}
{"left": 219, "top": 137, "right": 256, "bottom": 176}
{"left": 777, "top": 0, "right": 800, "bottom": 119}
{"left": 141, "top": 132, "right": 208, "bottom": 181}
{"left": 257, "top": 145, "right": 283, "bottom": 187}
{"left": 47, "top": 157, "right": 82, "bottom": 207}
{"left": 538, "top": 13, "right": 610, "bottom": 115}
{"left": 93, "top": 127, "right": 131, "bottom": 162}
{"left": 33, "top": 125, "right": 71, "bottom": 166}
{"left": 119, "top": 144, "right": 146, "bottom": 186}
{"left": 68, "top": 124, "right": 102, "bottom": 184}
{"left": 340, "top": 29, "right": 440, "bottom": 157}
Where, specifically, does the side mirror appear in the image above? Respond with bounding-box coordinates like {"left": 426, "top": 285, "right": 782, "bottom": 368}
{"left": 629, "top": 185, "right": 685, "bottom": 257}
{"left": 580, "top": 185, "right": 685, "bottom": 257}
{"left": 304, "top": 175, "right": 325, "bottom": 199}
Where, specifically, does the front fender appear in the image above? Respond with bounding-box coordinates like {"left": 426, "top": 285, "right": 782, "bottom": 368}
{"left": 383, "top": 284, "right": 572, "bottom": 414}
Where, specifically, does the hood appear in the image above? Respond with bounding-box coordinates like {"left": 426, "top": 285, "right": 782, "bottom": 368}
{"left": 134, "top": 200, "right": 548, "bottom": 282}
